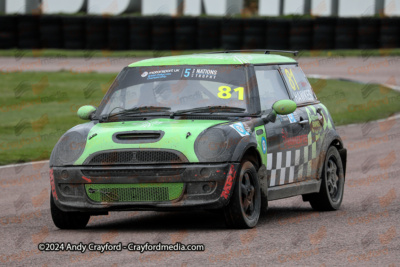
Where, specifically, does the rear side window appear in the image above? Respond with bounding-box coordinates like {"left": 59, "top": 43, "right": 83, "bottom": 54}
{"left": 255, "top": 67, "right": 290, "bottom": 112}
{"left": 280, "top": 65, "right": 316, "bottom": 104}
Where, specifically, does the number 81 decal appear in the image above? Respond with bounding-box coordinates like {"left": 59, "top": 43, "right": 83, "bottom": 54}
{"left": 218, "top": 86, "right": 244, "bottom": 100}
{"left": 284, "top": 68, "right": 300, "bottom": 91}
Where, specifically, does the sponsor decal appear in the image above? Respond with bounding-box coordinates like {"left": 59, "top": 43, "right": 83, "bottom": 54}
{"left": 221, "top": 165, "right": 236, "bottom": 199}
{"left": 183, "top": 68, "right": 218, "bottom": 79}
{"left": 49, "top": 168, "right": 57, "bottom": 200}
{"left": 261, "top": 137, "right": 267, "bottom": 154}
{"left": 193, "top": 68, "right": 218, "bottom": 79}
{"left": 278, "top": 115, "right": 289, "bottom": 122}
{"left": 287, "top": 113, "right": 297, "bottom": 123}
{"left": 309, "top": 114, "right": 322, "bottom": 134}
{"left": 230, "top": 122, "right": 250, "bottom": 137}
{"left": 292, "top": 90, "right": 315, "bottom": 103}
{"left": 280, "top": 129, "right": 308, "bottom": 149}
{"left": 144, "top": 69, "right": 180, "bottom": 80}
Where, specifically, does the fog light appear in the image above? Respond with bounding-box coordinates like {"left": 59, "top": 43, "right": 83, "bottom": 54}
{"left": 200, "top": 168, "right": 211, "bottom": 177}
{"left": 202, "top": 183, "right": 211, "bottom": 193}
{"left": 63, "top": 185, "right": 71, "bottom": 195}
{"left": 61, "top": 170, "right": 69, "bottom": 179}
{"left": 59, "top": 184, "right": 82, "bottom": 196}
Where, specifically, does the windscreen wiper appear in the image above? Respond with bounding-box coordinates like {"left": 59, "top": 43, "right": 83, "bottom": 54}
{"left": 170, "top": 106, "right": 245, "bottom": 118}
{"left": 100, "top": 106, "right": 171, "bottom": 122}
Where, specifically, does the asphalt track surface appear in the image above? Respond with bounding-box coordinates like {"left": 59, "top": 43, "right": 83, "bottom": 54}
{"left": 0, "top": 56, "right": 400, "bottom": 87}
{"left": 0, "top": 56, "right": 399, "bottom": 266}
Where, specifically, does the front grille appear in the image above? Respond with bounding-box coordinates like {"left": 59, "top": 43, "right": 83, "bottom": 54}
{"left": 85, "top": 183, "right": 184, "bottom": 202}
{"left": 81, "top": 168, "right": 185, "bottom": 177}
{"left": 86, "top": 150, "right": 186, "bottom": 165}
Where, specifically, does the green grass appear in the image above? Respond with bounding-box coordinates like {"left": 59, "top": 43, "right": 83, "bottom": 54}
{"left": 0, "top": 48, "right": 400, "bottom": 59}
{"left": 1, "top": 71, "right": 400, "bottom": 165}
{"left": 0, "top": 71, "right": 117, "bottom": 165}
{"left": 309, "top": 78, "right": 400, "bottom": 125}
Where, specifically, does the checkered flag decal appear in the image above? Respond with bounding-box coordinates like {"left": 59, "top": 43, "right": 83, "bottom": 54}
{"left": 266, "top": 134, "right": 321, "bottom": 187}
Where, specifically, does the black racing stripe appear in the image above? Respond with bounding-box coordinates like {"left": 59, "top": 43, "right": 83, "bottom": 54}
{"left": 272, "top": 152, "right": 277, "bottom": 170}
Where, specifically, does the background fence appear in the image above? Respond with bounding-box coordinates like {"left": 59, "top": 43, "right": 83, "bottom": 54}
{"left": 0, "top": 15, "right": 399, "bottom": 50}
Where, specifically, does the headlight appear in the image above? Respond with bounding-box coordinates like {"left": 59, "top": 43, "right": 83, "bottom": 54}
{"left": 195, "top": 128, "right": 227, "bottom": 161}
{"left": 57, "top": 132, "right": 85, "bottom": 163}
{"left": 50, "top": 123, "right": 93, "bottom": 166}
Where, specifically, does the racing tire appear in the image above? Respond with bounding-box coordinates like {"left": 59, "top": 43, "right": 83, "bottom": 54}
{"left": 129, "top": 17, "right": 152, "bottom": 50}
{"left": 0, "top": 16, "right": 17, "bottom": 49}
{"left": 266, "top": 19, "right": 290, "bottom": 49}
{"left": 223, "top": 160, "right": 261, "bottom": 229}
{"left": 50, "top": 195, "right": 90, "bottom": 229}
{"left": 308, "top": 146, "right": 345, "bottom": 211}
{"left": 197, "top": 18, "right": 221, "bottom": 49}
{"left": 221, "top": 18, "right": 243, "bottom": 50}
{"left": 243, "top": 18, "right": 266, "bottom": 49}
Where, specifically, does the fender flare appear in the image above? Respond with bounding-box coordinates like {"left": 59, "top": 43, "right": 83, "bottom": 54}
{"left": 231, "top": 134, "right": 268, "bottom": 208}
{"left": 230, "top": 134, "right": 259, "bottom": 162}
{"left": 316, "top": 131, "right": 345, "bottom": 180}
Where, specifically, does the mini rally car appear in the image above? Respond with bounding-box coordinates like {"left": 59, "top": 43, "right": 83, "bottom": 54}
{"left": 50, "top": 50, "right": 347, "bottom": 229}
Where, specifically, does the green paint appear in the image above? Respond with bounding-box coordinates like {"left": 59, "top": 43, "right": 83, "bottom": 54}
{"left": 77, "top": 105, "right": 96, "bottom": 120}
{"left": 74, "top": 118, "right": 228, "bottom": 164}
{"left": 309, "top": 105, "right": 316, "bottom": 113}
{"left": 254, "top": 125, "right": 267, "bottom": 165}
{"left": 85, "top": 183, "right": 184, "bottom": 202}
{"left": 312, "top": 141, "right": 316, "bottom": 159}
{"left": 129, "top": 53, "right": 296, "bottom": 67}
{"left": 319, "top": 104, "right": 333, "bottom": 130}
{"left": 308, "top": 131, "right": 312, "bottom": 145}
{"left": 272, "top": 99, "right": 297, "bottom": 115}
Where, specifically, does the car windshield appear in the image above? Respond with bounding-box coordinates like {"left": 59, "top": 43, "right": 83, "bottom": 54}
{"left": 97, "top": 65, "right": 250, "bottom": 118}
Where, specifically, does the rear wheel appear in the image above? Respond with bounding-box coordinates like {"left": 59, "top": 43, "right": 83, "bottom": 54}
{"left": 224, "top": 160, "right": 261, "bottom": 229}
{"left": 308, "top": 146, "right": 345, "bottom": 211}
{"left": 50, "top": 195, "right": 90, "bottom": 229}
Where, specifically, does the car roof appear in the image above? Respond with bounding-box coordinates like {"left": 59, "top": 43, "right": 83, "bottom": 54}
{"left": 129, "top": 53, "right": 297, "bottom": 67}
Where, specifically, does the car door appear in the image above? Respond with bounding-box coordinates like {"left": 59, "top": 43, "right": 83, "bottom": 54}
{"left": 255, "top": 65, "right": 312, "bottom": 188}
{"left": 280, "top": 64, "right": 325, "bottom": 182}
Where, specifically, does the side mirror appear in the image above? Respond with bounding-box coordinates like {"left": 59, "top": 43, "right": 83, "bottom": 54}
{"left": 77, "top": 105, "right": 96, "bottom": 120}
{"left": 262, "top": 99, "right": 297, "bottom": 124}
{"left": 272, "top": 99, "right": 297, "bottom": 115}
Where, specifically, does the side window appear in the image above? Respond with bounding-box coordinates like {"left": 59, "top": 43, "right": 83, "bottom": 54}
{"left": 255, "top": 67, "right": 290, "bottom": 112}
{"left": 280, "top": 65, "right": 317, "bottom": 104}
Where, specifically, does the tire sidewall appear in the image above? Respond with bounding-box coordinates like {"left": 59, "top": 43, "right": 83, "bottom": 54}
{"left": 236, "top": 161, "right": 261, "bottom": 228}
{"left": 322, "top": 146, "right": 345, "bottom": 209}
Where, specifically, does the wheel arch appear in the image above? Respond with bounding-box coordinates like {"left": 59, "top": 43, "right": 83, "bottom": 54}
{"left": 240, "top": 146, "right": 262, "bottom": 170}
{"left": 329, "top": 138, "right": 347, "bottom": 178}
{"left": 318, "top": 135, "right": 347, "bottom": 179}
{"left": 238, "top": 145, "right": 269, "bottom": 210}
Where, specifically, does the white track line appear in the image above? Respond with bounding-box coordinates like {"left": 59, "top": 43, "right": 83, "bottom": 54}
{"left": 0, "top": 160, "right": 49, "bottom": 169}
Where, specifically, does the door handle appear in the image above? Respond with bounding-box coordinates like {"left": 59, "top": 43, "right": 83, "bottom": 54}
{"left": 298, "top": 120, "right": 309, "bottom": 125}
{"left": 316, "top": 108, "right": 324, "bottom": 125}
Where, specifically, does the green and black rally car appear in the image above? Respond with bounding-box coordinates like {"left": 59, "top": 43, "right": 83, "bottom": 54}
{"left": 50, "top": 50, "right": 347, "bottom": 229}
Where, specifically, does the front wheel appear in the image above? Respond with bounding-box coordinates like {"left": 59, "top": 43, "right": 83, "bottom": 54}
{"left": 308, "top": 146, "right": 345, "bottom": 211}
{"left": 50, "top": 195, "right": 90, "bottom": 229}
{"left": 223, "top": 160, "right": 261, "bottom": 229}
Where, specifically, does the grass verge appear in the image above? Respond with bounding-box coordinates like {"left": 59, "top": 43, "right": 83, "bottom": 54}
{"left": 1, "top": 71, "right": 400, "bottom": 165}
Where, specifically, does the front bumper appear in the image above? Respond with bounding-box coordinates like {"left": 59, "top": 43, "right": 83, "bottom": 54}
{"left": 50, "top": 163, "right": 239, "bottom": 212}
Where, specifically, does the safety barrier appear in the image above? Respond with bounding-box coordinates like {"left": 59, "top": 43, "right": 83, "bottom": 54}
{"left": 0, "top": 15, "right": 398, "bottom": 50}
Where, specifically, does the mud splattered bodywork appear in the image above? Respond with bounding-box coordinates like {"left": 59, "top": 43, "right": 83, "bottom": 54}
{"left": 49, "top": 52, "right": 346, "bottom": 229}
